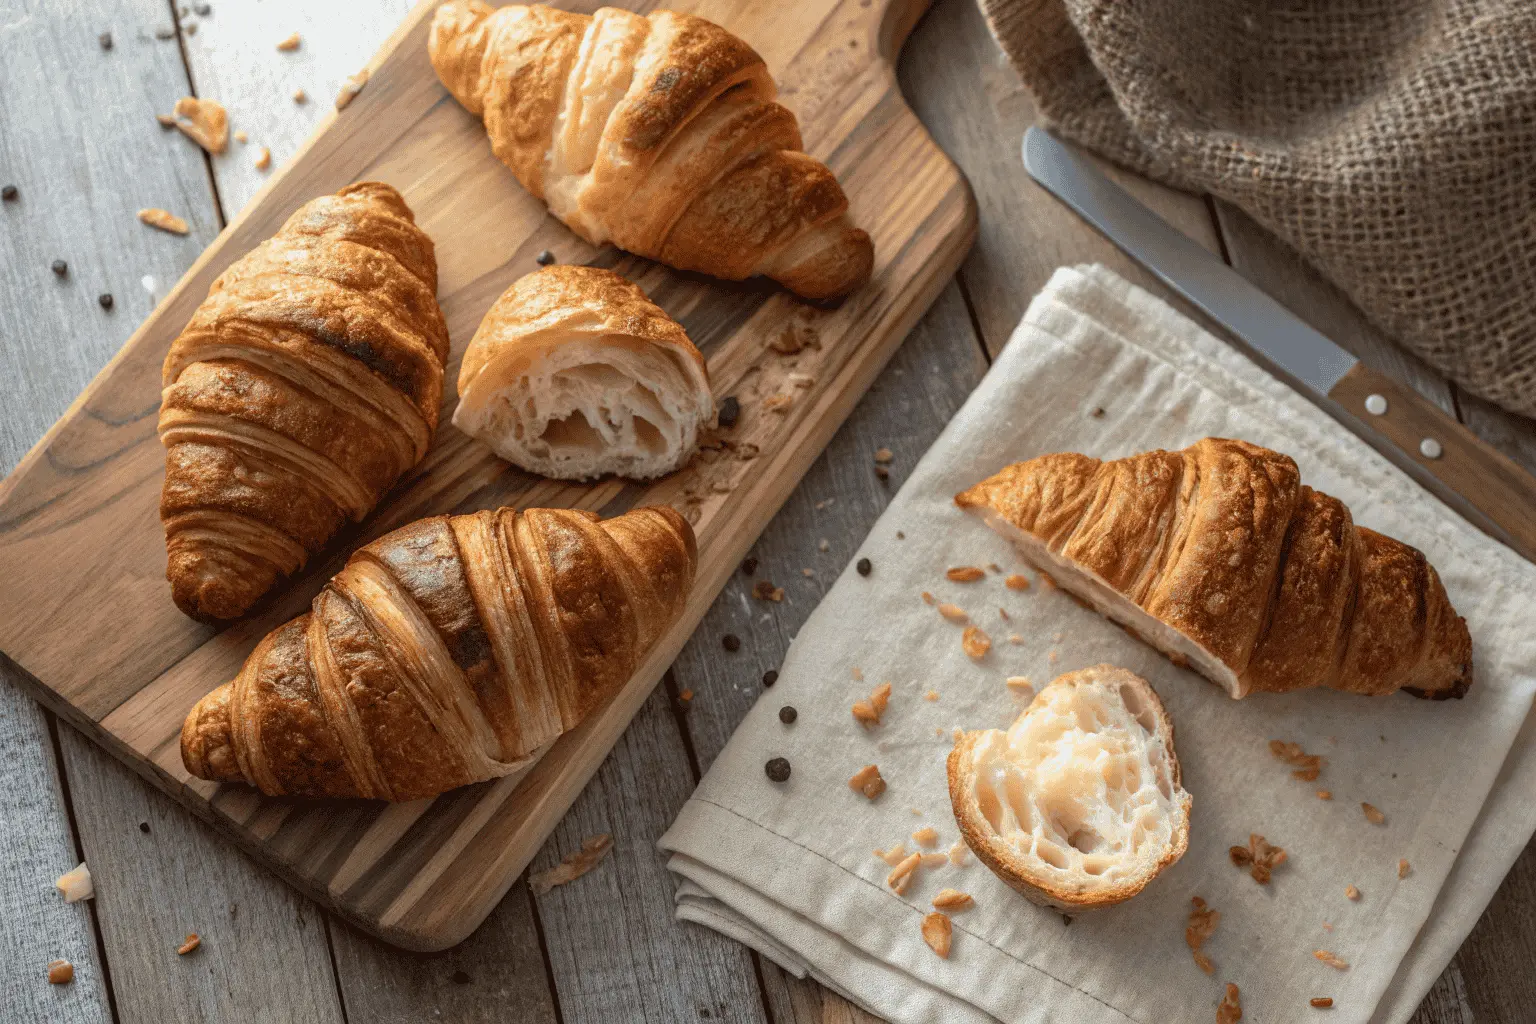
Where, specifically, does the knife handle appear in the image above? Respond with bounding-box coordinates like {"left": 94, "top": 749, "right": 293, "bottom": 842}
{"left": 1329, "top": 363, "right": 1536, "bottom": 560}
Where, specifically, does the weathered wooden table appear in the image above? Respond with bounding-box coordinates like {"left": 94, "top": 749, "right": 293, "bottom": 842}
{"left": 2, "top": 1, "right": 1532, "bottom": 1021}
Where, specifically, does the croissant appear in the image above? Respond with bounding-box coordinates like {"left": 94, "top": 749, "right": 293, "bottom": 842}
{"left": 956, "top": 438, "right": 1473, "bottom": 700}
{"left": 159, "top": 182, "right": 447, "bottom": 621}
{"left": 180, "top": 504, "right": 696, "bottom": 800}
{"left": 453, "top": 265, "right": 713, "bottom": 480}
{"left": 427, "top": 1, "right": 874, "bottom": 300}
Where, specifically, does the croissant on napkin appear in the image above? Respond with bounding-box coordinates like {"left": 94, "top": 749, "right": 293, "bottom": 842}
{"left": 181, "top": 504, "right": 696, "bottom": 801}
{"left": 453, "top": 265, "right": 713, "bottom": 480}
{"left": 159, "top": 182, "right": 447, "bottom": 621}
{"left": 427, "top": 1, "right": 873, "bottom": 300}
{"left": 957, "top": 438, "right": 1473, "bottom": 699}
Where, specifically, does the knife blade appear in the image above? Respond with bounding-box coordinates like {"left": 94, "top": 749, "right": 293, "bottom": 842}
{"left": 1023, "top": 126, "right": 1536, "bottom": 561}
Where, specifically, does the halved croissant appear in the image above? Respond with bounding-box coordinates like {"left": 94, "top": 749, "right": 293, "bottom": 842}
{"left": 453, "top": 265, "right": 713, "bottom": 480}
{"left": 957, "top": 438, "right": 1473, "bottom": 699}
{"left": 159, "top": 182, "right": 447, "bottom": 621}
{"left": 427, "top": 1, "right": 874, "bottom": 300}
{"left": 181, "top": 504, "right": 696, "bottom": 800}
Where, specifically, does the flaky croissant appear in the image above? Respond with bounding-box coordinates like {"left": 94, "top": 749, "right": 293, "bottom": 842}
{"left": 427, "top": 1, "right": 874, "bottom": 300}
{"left": 181, "top": 504, "right": 696, "bottom": 800}
{"left": 453, "top": 265, "right": 713, "bottom": 480}
{"left": 159, "top": 182, "right": 447, "bottom": 621}
{"left": 957, "top": 438, "right": 1472, "bottom": 699}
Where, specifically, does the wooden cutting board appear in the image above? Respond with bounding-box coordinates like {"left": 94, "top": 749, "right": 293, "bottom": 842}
{"left": 0, "top": 0, "right": 972, "bottom": 950}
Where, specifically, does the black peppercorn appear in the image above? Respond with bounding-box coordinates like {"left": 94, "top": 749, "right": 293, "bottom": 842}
{"left": 99, "top": 32, "right": 113, "bottom": 50}
{"left": 98, "top": 293, "right": 113, "bottom": 309}
{"left": 451, "top": 969, "right": 470, "bottom": 985}
{"left": 721, "top": 633, "right": 740, "bottom": 652}
{"left": 778, "top": 705, "right": 797, "bottom": 724}
{"left": 138, "top": 821, "right": 150, "bottom": 834}
{"left": 535, "top": 249, "right": 555, "bottom": 266}
{"left": 740, "top": 556, "right": 757, "bottom": 575}
{"left": 716, "top": 395, "right": 740, "bottom": 429}
{"left": 856, "top": 557, "right": 872, "bottom": 576}
{"left": 764, "top": 757, "right": 791, "bottom": 782}
{"left": 154, "top": 26, "right": 175, "bottom": 40}
{"left": 1, "top": 185, "right": 17, "bottom": 201}
{"left": 762, "top": 669, "right": 778, "bottom": 687}
{"left": 51, "top": 260, "right": 67, "bottom": 276}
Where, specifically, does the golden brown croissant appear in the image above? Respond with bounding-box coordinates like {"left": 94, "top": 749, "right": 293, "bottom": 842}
{"left": 956, "top": 438, "right": 1472, "bottom": 700}
{"left": 181, "top": 504, "right": 696, "bottom": 800}
{"left": 427, "top": 1, "right": 874, "bottom": 300}
{"left": 454, "top": 265, "right": 713, "bottom": 480}
{"left": 159, "top": 182, "right": 448, "bottom": 621}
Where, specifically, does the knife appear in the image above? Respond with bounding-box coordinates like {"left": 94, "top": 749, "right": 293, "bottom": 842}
{"left": 1023, "top": 126, "right": 1536, "bottom": 562}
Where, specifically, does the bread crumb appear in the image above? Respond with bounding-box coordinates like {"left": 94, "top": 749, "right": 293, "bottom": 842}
{"left": 233, "top": 129, "right": 248, "bottom": 144}
{"left": 851, "top": 666, "right": 864, "bottom": 681}
{"left": 1313, "top": 950, "right": 1349, "bottom": 970}
{"left": 919, "top": 852, "right": 948, "bottom": 869}
{"left": 921, "top": 912, "right": 952, "bottom": 958}
{"left": 887, "top": 852, "right": 920, "bottom": 892}
{"left": 932, "top": 888, "right": 972, "bottom": 910}
{"left": 1005, "top": 677, "right": 1033, "bottom": 698}
{"left": 336, "top": 70, "right": 369, "bottom": 110}
{"left": 1008, "top": 634, "right": 1023, "bottom": 645}
{"left": 678, "top": 689, "right": 693, "bottom": 702}
{"left": 1362, "top": 803, "right": 1386, "bottom": 825}
{"left": 874, "top": 447, "right": 893, "bottom": 464}
{"left": 1004, "top": 574, "right": 1030, "bottom": 591}
{"left": 1398, "top": 858, "right": 1411, "bottom": 879}
{"left": 1229, "top": 833, "right": 1287, "bottom": 884}
{"left": 1345, "top": 884, "right": 1360, "bottom": 901}
{"left": 138, "top": 208, "right": 189, "bottom": 234}
{"left": 1270, "top": 739, "right": 1324, "bottom": 781}
{"left": 852, "top": 682, "right": 892, "bottom": 726}
{"left": 1311, "top": 997, "right": 1334, "bottom": 1008}
{"left": 293, "top": 88, "right": 308, "bottom": 104}
{"left": 762, "top": 393, "right": 794, "bottom": 413}
{"left": 962, "top": 626, "right": 991, "bottom": 660}
{"left": 253, "top": 146, "right": 271, "bottom": 171}
{"left": 948, "top": 841, "right": 969, "bottom": 866}
{"left": 946, "top": 567, "right": 985, "bottom": 582}
{"left": 998, "top": 607, "right": 1009, "bottom": 620}
{"left": 276, "top": 32, "right": 301, "bottom": 50}
{"left": 788, "top": 372, "right": 815, "bottom": 389}
{"left": 912, "top": 826, "right": 938, "bottom": 847}
{"left": 1217, "top": 983, "right": 1242, "bottom": 1024}
{"left": 751, "top": 580, "right": 784, "bottom": 602}
{"left": 801, "top": 567, "right": 814, "bottom": 577}
{"left": 55, "top": 863, "right": 93, "bottom": 903}
{"left": 871, "top": 682, "right": 890, "bottom": 715}
{"left": 924, "top": 690, "right": 939, "bottom": 701}
{"left": 177, "top": 933, "right": 201, "bottom": 955}
{"left": 875, "top": 843, "right": 908, "bottom": 866}
{"left": 1186, "top": 896, "right": 1220, "bottom": 975}
{"left": 921, "top": 591, "right": 935, "bottom": 605}
{"left": 1317, "top": 790, "right": 1332, "bottom": 800}
{"left": 529, "top": 834, "right": 613, "bottom": 894}
{"left": 938, "top": 603, "right": 968, "bottom": 623}
{"left": 849, "top": 764, "right": 886, "bottom": 799}
{"left": 47, "top": 958, "right": 74, "bottom": 984}
{"left": 169, "top": 96, "right": 228, "bottom": 153}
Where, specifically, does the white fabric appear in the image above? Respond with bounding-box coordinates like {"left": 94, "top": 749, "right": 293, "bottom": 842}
{"left": 659, "top": 265, "right": 1536, "bottom": 1024}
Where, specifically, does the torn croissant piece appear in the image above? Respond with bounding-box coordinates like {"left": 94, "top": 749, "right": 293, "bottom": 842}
{"left": 453, "top": 266, "right": 713, "bottom": 480}
{"left": 181, "top": 504, "right": 697, "bottom": 800}
{"left": 426, "top": 2, "right": 874, "bottom": 300}
{"left": 158, "top": 182, "right": 447, "bottom": 621}
{"left": 948, "top": 665, "right": 1192, "bottom": 910}
{"left": 956, "top": 438, "right": 1473, "bottom": 699}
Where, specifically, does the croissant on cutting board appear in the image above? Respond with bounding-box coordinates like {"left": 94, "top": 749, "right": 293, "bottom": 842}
{"left": 159, "top": 182, "right": 447, "bottom": 621}
{"left": 453, "top": 265, "right": 714, "bottom": 480}
{"left": 956, "top": 438, "right": 1473, "bottom": 700}
{"left": 426, "top": 1, "right": 874, "bottom": 300}
{"left": 181, "top": 504, "right": 696, "bottom": 801}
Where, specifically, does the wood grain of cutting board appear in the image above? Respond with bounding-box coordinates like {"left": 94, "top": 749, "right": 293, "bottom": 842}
{"left": 0, "top": 0, "right": 973, "bottom": 949}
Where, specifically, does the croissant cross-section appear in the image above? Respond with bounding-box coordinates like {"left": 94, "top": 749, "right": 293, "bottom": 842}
{"left": 427, "top": 1, "right": 874, "bottom": 299}
{"left": 181, "top": 505, "right": 697, "bottom": 801}
{"left": 956, "top": 438, "right": 1473, "bottom": 699}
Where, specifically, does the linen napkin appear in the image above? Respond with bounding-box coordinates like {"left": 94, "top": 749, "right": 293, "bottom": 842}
{"left": 659, "top": 265, "right": 1536, "bottom": 1024}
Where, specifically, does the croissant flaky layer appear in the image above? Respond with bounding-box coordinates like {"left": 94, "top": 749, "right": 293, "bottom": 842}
{"left": 181, "top": 505, "right": 697, "bottom": 800}
{"left": 427, "top": 1, "right": 874, "bottom": 299}
{"left": 957, "top": 438, "right": 1473, "bottom": 699}
{"left": 453, "top": 265, "right": 714, "bottom": 480}
{"left": 158, "top": 182, "right": 447, "bottom": 621}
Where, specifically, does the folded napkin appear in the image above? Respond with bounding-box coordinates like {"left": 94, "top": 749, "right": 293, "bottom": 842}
{"left": 660, "top": 265, "right": 1536, "bottom": 1024}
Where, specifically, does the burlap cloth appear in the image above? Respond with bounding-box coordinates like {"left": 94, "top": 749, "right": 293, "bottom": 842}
{"left": 980, "top": 0, "right": 1536, "bottom": 418}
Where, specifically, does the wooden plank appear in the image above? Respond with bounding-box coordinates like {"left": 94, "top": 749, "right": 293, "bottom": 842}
{"left": 175, "top": 0, "right": 418, "bottom": 217}
{"left": 532, "top": 684, "right": 768, "bottom": 1023}
{"left": 0, "top": 0, "right": 974, "bottom": 951}
{"left": 894, "top": 0, "right": 1220, "bottom": 359}
{"left": 57, "top": 725, "right": 346, "bottom": 1024}
{"left": 329, "top": 880, "right": 559, "bottom": 1023}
